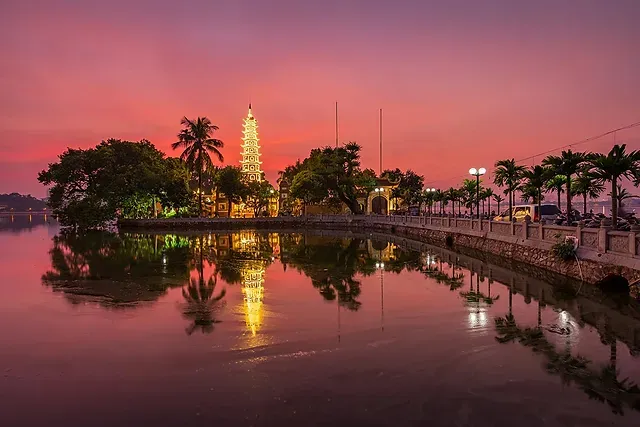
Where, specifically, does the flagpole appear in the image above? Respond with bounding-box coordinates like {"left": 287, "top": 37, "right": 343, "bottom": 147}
{"left": 379, "top": 108, "right": 383, "bottom": 175}
{"left": 335, "top": 101, "right": 339, "bottom": 147}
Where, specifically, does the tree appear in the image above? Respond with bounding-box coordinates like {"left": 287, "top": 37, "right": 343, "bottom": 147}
{"left": 398, "top": 170, "right": 425, "bottom": 207}
{"left": 382, "top": 168, "right": 404, "bottom": 210}
{"left": 354, "top": 168, "right": 378, "bottom": 214}
{"left": 493, "top": 159, "right": 526, "bottom": 221}
{"left": 171, "top": 116, "right": 224, "bottom": 216}
{"left": 492, "top": 193, "right": 505, "bottom": 216}
{"left": 287, "top": 142, "right": 367, "bottom": 214}
{"left": 542, "top": 150, "right": 588, "bottom": 220}
{"left": 38, "top": 139, "right": 190, "bottom": 229}
{"left": 587, "top": 144, "right": 640, "bottom": 228}
{"left": 446, "top": 187, "right": 461, "bottom": 216}
{"left": 461, "top": 179, "right": 478, "bottom": 216}
{"left": 612, "top": 185, "right": 633, "bottom": 210}
{"left": 245, "top": 179, "right": 276, "bottom": 216}
{"left": 545, "top": 175, "right": 565, "bottom": 209}
{"left": 423, "top": 189, "right": 436, "bottom": 215}
{"left": 481, "top": 188, "right": 494, "bottom": 217}
{"left": 573, "top": 174, "right": 604, "bottom": 214}
{"left": 522, "top": 165, "right": 549, "bottom": 221}
{"left": 290, "top": 170, "right": 325, "bottom": 215}
{"left": 434, "top": 189, "right": 447, "bottom": 215}
{"left": 216, "top": 166, "right": 249, "bottom": 217}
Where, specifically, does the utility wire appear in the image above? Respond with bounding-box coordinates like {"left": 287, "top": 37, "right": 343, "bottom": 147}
{"left": 423, "top": 120, "right": 640, "bottom": 186}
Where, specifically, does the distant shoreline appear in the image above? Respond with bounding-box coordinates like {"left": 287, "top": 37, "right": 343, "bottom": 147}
{"left": 0, "top": 211, "right": 50, "bottom": 215}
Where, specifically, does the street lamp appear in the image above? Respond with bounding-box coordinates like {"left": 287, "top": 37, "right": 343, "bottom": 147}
{"left": 425, "top": 188, "right": 437, "bottom": 216}
{"left": 269, "top": 189, "right": 275, "bottom": 216}
{"left": 469, "top": 167, "right": 486, "bottom": 219}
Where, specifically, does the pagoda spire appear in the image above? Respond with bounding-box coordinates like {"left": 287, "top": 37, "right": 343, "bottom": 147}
{"left": 240, "top": 103, "right": 262, "bottom": 182}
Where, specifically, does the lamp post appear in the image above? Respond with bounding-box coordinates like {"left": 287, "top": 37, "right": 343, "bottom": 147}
{"left": 269, "top": 189, "right": 275, "bottom": 216}
{"left": 425, "top": 188, "right": 437, "bottom": 216}
{"left": 469, "top": 168, "right": 486, "bottom": 219}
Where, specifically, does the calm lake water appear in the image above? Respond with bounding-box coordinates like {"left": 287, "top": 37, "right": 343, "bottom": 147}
{"left": 2, "top": 215, "right": 640, "bottom": 426}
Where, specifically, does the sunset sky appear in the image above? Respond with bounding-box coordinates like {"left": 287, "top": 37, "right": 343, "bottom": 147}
{"left": 2, "top": 0, "right": 640, "bottom": 197}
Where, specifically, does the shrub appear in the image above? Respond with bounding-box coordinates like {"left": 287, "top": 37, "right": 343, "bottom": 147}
{"left": 551, "top": 234, "right": 577, "bottom": 261}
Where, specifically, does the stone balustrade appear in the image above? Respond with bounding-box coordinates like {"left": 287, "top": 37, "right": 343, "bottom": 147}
{"left": 360, "top": 214, "right": 638, "bottom": 258}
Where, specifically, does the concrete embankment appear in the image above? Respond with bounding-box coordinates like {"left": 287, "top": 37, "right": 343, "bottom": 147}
{"left": 118, "top": 215, "right": 640, "bottom": 284}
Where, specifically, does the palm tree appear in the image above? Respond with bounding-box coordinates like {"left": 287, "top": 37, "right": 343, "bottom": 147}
{"left": 573, "top": 174, "right": 604, "bottom": 214}
{"left": 520, "top": 184, "right": 544, "bottom": 204}
{"left": 447, "top": 187, "right": 460, "bottom": 214}
{"left": 545, "top": 175, "right": 565, "bottom": 209}
{"left": 612, "top": 185, "right": 633, "bottom": 210}
{"left": 434, "top": 189, "right": 445, "bottom": 215}
{"left": 172, "top": 117, "right": 224, "bottom": 216}
{"left": 493, "top": 159, "right": 526, "bottom": 221}
{"left": 460, "top": 179, "right": 477, "bottom": 216}
{"left": 588, "top": 144, "right": 640, "bottom": 228}
{"left": 522, "top": 165, "right": 549, "bottom": 222}
{"left": 482, "top": 188, "right": 494, "bottom": 217}
{"left": 449, "top": 188, "right": 463, "bottom": 216}
{"left": 492, "top": 193, "right": 504, "bottom": 216}
{"left": 542, "top": 150, "right": 589, "bottom": 219}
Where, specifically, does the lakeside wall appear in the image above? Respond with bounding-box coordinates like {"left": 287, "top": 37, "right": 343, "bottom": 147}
{"left": 118, "top": 215, "right": 640, "bottom": 284}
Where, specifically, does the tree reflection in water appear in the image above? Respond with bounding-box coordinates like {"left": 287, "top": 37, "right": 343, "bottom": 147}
{"left": 495, "top": 315, "right": 640, "bottom": 415}
{"left": 282, "top": 237, "right": 366, "bottom": 310}
{"left": 42, "top": 231, "right": 191, "bottom": 307}
{"left": 181, "top": 272, "right": 226, "bottom": 336}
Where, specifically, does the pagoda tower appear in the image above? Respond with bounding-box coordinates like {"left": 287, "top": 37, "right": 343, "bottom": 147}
{"left": 240, "top": 104, "right": 263, "bottom": 182}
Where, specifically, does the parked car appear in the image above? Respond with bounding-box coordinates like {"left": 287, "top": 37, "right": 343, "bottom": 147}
{"left": 493, "top": 204, "right": 561, "bottom": 222}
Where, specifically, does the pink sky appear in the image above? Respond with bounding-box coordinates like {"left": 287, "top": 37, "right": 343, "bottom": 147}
{"left": 1, "top": 0, "right": 640, "bottom": 197}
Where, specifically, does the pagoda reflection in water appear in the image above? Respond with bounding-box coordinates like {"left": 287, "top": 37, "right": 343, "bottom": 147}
{"left": 231, "top": 231, "right": 279, "bottom": 336}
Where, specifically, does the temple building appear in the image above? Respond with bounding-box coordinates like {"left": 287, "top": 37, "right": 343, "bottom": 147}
{"left": 205, "top": 104, "right": 277, "bottom": 217}
{"left": 240, "top": 104, "right": 263, "bottom": 182}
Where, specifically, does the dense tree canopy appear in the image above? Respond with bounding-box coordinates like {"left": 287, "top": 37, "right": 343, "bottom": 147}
{"left": 38, "top": 139, "right": 191, "bottom": 229}
{"left": 244, "top": 179, "right": 276, "bottom": 216}
{"left": 381, "top": 168, "right": 424, "bottom": 208}
{"left": 282, "top": 142, "right": 370, "bottom": 214}
{"left": 216, "top": 166, "right": 249, "bottom": 216}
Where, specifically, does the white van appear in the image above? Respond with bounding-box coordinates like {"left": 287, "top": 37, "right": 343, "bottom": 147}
{"left": 493, "top": 204, "right": 560, "bottom": 222}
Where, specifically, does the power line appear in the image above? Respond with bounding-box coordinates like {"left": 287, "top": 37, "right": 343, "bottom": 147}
{"left": 515, "top": 120, "right": 640, "bottom": 164}
{"left": 423, "top": 120, "right": 640, "bottom": 186}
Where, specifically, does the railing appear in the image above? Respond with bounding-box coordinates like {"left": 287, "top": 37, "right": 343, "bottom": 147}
{"left": 358, "top": 214, "right": 638, "bottom": 259}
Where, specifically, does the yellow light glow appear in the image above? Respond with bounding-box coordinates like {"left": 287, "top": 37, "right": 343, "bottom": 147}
{"left": 241, "top": 264, "right": 265, "bottom": 336}
{"left": 240, "top": 105, "right": 263, "bottom": 183}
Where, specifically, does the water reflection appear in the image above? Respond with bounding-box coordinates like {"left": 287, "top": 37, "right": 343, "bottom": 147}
{"left": 0, "top": 213, "right": 56, "bottom": 232}
{"left": 36, "top": 229, "right": 640, "bottom": 418}
{"left": 180, "top": 236, "right": 227, "bottom": 335}
{"left": 41, "top": 231, "right": 191, "bottom": 307}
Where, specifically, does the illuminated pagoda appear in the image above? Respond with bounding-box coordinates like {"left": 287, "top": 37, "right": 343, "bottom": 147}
{"left": 240, "top": 104, "right": 263, "bottom": 182}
